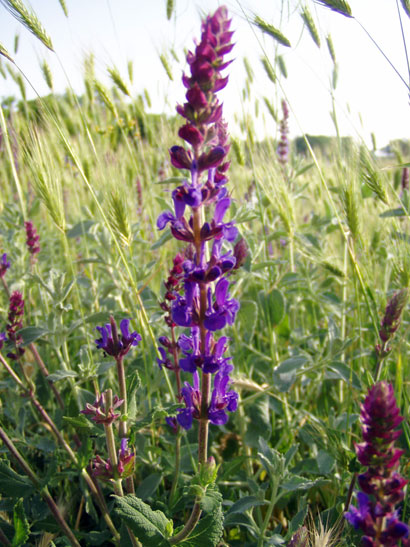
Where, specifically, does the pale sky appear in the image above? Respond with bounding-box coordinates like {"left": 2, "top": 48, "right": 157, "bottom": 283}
{"left": 1, "top": 0, "right": 410, "bottom": 148}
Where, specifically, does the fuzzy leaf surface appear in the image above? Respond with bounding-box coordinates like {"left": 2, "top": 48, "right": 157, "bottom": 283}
{"left": 114, "top": 495, "right": 171, "bottom": 546}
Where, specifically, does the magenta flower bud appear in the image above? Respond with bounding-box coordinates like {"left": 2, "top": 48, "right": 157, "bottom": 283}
{"left": 197, "top": 146, "right": 226, "bottom": 172}
{"left": 169, "top": 146, "right": 192, "bottom": 170}
{"left": 178, "top": 124, "right": 204, "bottom": 148}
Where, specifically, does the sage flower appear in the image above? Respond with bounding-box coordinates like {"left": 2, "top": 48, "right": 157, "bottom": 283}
{"left": 345, "top": 381, "right": 409, "bottom": 546}
{"left": 0, "top": 253, "right": 10, "bottom": 278}
{"left": 24, "top": 221, "right": 40, "bottom": 256}
{"left": 81, "top": 391, "right": 124, "bottom": 425}
{"left": 95, "top": 317, "right": 141, "bottom": 359}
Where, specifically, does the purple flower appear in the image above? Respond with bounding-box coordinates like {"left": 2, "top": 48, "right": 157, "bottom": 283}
{"left": 208, "top": 364, "right": 238, "bottom": 425}
{"left": 345, "top": 382, "right": 409, "bottom": 545}
{"left": 81, "top": 391, "right": 124, "bottom": 425}
{"left": 177, "top": 371, "right": 201, "bottom": 430}
{"left": 0, "top": 332, "right": 7, "bottom": 350}
{"left": 277, "top": 99, "right": 289, "bottom": 166}
{"left": 158, "top": 6, "right": 239, "bottom": 432}
{"left": 204, "top": 278, "right": 239, "bottom": 331}
{"left": 6, "top": 291, "right": 25, "bottom": 360}
{"left": 0, "top": 253, "right": 10, "bottom": 278}
{"left": 376, "top": 289, "right": 408, "bottom": 358}
{"left": 24, "top": 221, "right": 40, "bottom": 257}
{"left": 95, "top": 317, "right": 141, "bottom": 359}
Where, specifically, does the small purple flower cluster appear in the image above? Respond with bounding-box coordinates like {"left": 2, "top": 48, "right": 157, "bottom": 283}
{"left": 345, "top": 382, "right": 409, "bottom": 546}
{"left": 6, "top": 290, "right": 25, "bottom": 360}
{"left": 375, "top": 289, "right": 408, "bottom": 359}
{"left": 277, "top": 99, "right": 289, "bottom": 166}
{"left": 95, "top": 317, "right": 141, "bottom": 359}
{"left": 81, "top": 391, "right": 124, "bottom": 425}
{"left": 157, "top": 6, "right": 239, "bottom": 430}
{"left": 24, "top": 220, "right": 40, "bottom": 258}
{"left": 0, "top": 253, "right": 10, "bottom": 278}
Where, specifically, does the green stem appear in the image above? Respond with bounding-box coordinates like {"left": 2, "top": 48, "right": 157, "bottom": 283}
{"left": 257, "top": 477, "right": 279, "bottom": 547}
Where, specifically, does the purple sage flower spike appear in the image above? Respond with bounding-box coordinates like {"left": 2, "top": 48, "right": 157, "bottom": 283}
{"left": 157, "top": 6, "right": 239, "bottom": 444}
{"left": 24, "top": 221, "right": 40, "bottom": 257}
{"left": 345, "top": 381, "right": 410, "bottom": 546}
{"left": 6, "top": 291, "right": 25, "bottom": 360}
{"left": 277, "top": 99, "right": 289, "bottom": 166}
{"left": 375, "top": 289, "right": 408, "bottom": 360}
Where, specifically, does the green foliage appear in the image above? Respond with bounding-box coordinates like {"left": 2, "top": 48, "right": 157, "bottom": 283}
{"left": 12, "top": 499, "right": 30, "bottom": 547}
{"left": 114, "top": 495, "right": 172, "bottom": 546}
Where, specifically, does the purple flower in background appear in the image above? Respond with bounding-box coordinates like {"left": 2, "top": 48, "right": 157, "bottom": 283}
{"left": 345, "top": 382, "right": 409, "bottom": 546}
{"left": 95, "top": 317, "right": 141, "bottom": 359}
{"left": 0, "top": 253, "right": 10, "bottom": 278}
{"left": 0, "top": 332, "right": 7, "bottom": 350}
{"left": 402, "top": 167, "right": 409, "bottom": 191}
{"left": 24, "top": 221, "right": 40, "bottom": 257}
{"left": 6, "top": 291, "right": 25, "bottom": 360}
{"left": 277, "top": 99, "right": 289, "bottom": 166}
{"left": 375, "top": 289, "right": 408, "bottom": 359}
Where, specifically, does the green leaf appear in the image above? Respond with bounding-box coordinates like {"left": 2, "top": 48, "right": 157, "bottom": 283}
{"left": 12, "top": 499, "right": 30, "bottom": 547}
{"left": 179, "top": 505, "right": 223, "bottom": 546}
{"left": 226, "top": 496, "right": 267, "bottom": 515}
{"left": 151, "top": 230, "right": 173, "bottom": 250}
{"left": 258, "top": 289, "right": 285, "bottom": 327}
{"left": 135, "top": 473, "right": 162, "bottom": 501}
{"left": 199, "top": 487, "right": 222, "bottom": 513}
{"left": 236, "top": 300, "right": 258, "bottom": 343}
{"left": 275, "top": 356, "right": 308, "bottom": 374}
{"left": 47, "top": 369, "right": 78, "bottom": 382}
{"left": 67, "top": 220, "right": 96, "bottom": 238}
{"left": 18, "top": 326, "right": 49, "bottom": 345}
{"left": 280, "top": 475, "right": 328, "bottom": 492}
{"left": 380, "top": 207, "right": 407, "bottom": 217}
{"left": 244, "top": 396, "right": 272, "bottom": 447}
{"left": 114, "top": 495, "right": 171, "bottom": 546}
{"left": 325, "top": 361, "right": 361, "bottom": 390}
{"left": 62, "top": 415, "right": 93, "bottom": 430}
{"left": 0, "top": 462, "right": 34, "bottom": 498}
